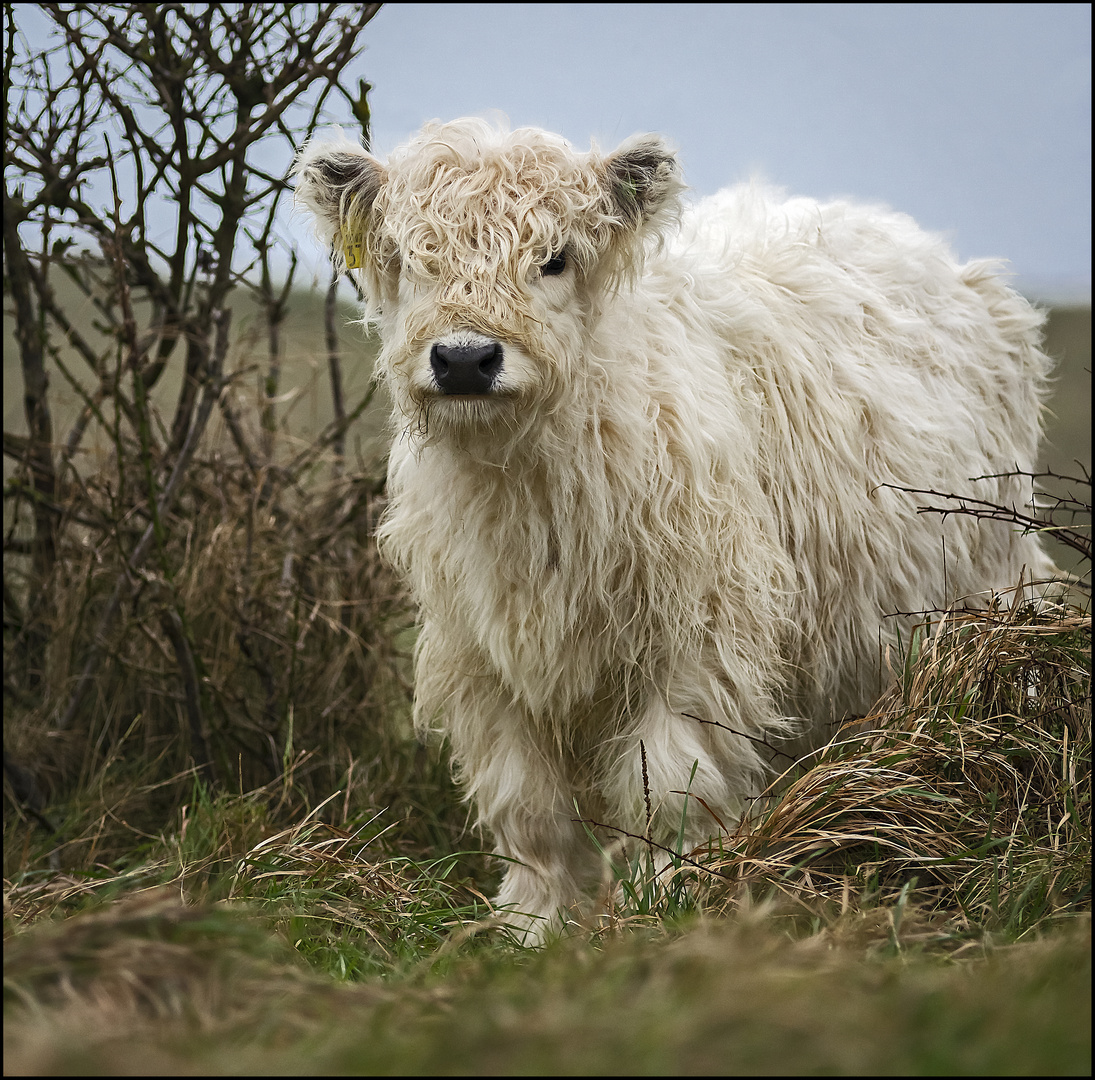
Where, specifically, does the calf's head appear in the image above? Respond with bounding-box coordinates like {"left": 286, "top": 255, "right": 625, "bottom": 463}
{"left": 294, "top": 118, "right": 682, "bottom": 436}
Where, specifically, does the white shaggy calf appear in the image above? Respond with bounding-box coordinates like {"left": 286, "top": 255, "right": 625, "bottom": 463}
{"left": 295, "top": 118, "right": 1056, "bottom": 942}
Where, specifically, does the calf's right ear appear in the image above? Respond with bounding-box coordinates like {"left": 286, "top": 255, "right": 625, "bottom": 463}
{"left": 293, "top": 139, "right": 387, "bottom": 268}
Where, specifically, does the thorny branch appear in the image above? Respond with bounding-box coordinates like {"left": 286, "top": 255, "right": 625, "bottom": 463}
{"left": 883, "top": 470, "right": 1092, "bottom": 565}
{"left": 683, "top": 712, "right": 798, "bottom": 764}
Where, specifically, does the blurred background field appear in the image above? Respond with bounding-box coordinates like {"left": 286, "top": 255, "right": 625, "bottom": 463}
{"left": 5, "top": 295, "right": 1089, "bottom": 586}
{"left": 1036, "top": 303, "right": 1092, "bottom": 582}
{"left": 1041, "top": 304, "right": 1092, "bottom": 473}
{"left": 3, "top": 275, "right": 389, "bottom": 478}
{"left": 5, "top": 287, "right": 1088, "bottom": 482}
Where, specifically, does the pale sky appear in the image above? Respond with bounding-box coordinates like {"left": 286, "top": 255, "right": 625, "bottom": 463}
{"left": 348, "top": 3, "right": 1090, "bottom": 301}
{"left": 11, "top": 3, "right": 1091, "bottom": 300}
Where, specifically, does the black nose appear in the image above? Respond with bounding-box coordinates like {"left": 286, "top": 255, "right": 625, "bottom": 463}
{"left": 430, "top": 342, "right": 504, "bottom": 395}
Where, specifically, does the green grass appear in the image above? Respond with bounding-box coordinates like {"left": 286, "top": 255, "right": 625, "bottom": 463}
{"left": 4, "top": 892, "right": 1090, "bottom": 1075}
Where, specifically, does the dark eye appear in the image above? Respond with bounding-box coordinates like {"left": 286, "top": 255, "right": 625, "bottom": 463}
{"left": 541, "top": 251, "right": 567, "bottom": 276}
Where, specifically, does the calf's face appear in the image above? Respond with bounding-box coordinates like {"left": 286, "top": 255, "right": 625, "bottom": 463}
{"left": 294, "top": 120, "right": 681, "bottom": 437}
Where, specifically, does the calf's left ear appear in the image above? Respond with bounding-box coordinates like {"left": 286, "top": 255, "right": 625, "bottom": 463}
{"left": 602, "top": 134, "right": 684, "bottom": 232}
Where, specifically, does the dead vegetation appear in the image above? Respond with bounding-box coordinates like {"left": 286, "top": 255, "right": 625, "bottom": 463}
{"left": 568, "top": 582, "right": 1091, "bottom": 950}
{"left": 2, "top": 4, "right": 464, "bottom": 876}
{"left": 712, "top": 591, "right": 1090, "bottom": 926}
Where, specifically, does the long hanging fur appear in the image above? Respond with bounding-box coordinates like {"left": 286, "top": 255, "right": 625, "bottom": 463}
{"left": 294, "top": 117, "right": 1057, "bottom": 942}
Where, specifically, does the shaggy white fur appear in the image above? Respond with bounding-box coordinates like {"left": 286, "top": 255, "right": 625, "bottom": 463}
{"left": 294, "top": 118, "right": 1057, "bottom": 942}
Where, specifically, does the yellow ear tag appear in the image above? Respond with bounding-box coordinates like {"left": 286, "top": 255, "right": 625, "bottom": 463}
{"left": 343, "top": 238, "right": 365, "bottom": 269}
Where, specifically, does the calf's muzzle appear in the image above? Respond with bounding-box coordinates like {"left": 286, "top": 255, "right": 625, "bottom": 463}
{"left": 430, "top": 342, "right": 504, "bottom": 395}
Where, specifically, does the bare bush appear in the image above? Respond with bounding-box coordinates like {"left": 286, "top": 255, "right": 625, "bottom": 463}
{"left": 2, "top": 3, "right": 449, "bottom": 867}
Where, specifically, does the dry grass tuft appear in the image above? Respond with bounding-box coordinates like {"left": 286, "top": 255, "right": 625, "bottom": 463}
{"left": 698, "top": 591, "right": 1091, "bottom": 932}
{"left": 3, "top": 887, "right": 317, "bottom": 1023}
{"left": 3, "top": 444, "right": 473, "bottom": 877}
{"left": 2, "top": 886, "right": 399, "bottom": 1075}
{"left": 228, "top": 793, "right": 495, "bottom": 963}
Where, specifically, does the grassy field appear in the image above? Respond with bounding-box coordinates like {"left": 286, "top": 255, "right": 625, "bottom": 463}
{"left": 3, "top": 293, "right": 1091, "bottom": 1075}
{"left": 5, "top": 897, "right": 1090, "bottom": 1074}
{"left": 3, "top": 291, "right": 1089, "bottom": 477}
{"left": 2, "top": 277, "right": 390, "bottom": 480}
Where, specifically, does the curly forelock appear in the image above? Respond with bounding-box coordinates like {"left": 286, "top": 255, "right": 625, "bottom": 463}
{"left": 376, "top": 119, "right": 622, "bottom": 289}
